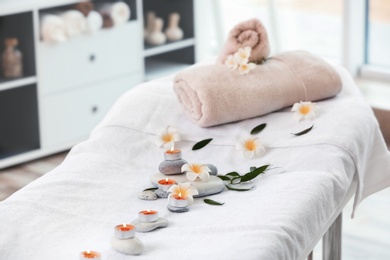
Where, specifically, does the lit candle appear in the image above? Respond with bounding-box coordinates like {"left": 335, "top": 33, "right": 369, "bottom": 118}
{"left": 139, "top": 209, "right": 159, "bottom": 223}
{"left": 80, "top": 250, "right": 101, "bottom": 259}
{"left": 169, "top": 193, "right": 189, "bottom": 208}
{"left": 159, "top": 146, "right": 188, "bottom": 175}
{"left": 164, "top": 147, "right": 182, "bottom": 160}
{"left": 114, "top": 224, "right": 135, "bottom": 239}
{"left": 158, "top": 178, "right": 176, "bottom": 191}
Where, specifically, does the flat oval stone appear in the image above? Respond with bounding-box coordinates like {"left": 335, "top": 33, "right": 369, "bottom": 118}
{"left": 150, "top": 173, "right": 225, "bottom": 197}
{"left": 131, "top": 217, "right": 169, "bottom": 232}
{"left": 158, "top": 159, "right": 188, "bottom": 175}
{"left": 138, "top": 190, "right": 157, "bottom": 200}
{"left": 110, "top": 237, "right": 143, "bottom": 255}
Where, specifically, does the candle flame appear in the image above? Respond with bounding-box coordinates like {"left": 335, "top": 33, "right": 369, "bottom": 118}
{"left": 165, "top": 178, "right": 168, "bottom": 182}
{"left": 147, "top": 209, "right": 151, "bottom": 213}
{"left": 178, "top": 192, "right": 182, "bottom": 198}
{"left": 170, "top": 146, "right": 174, "bottom": 152}
{"left": 123, "top": 223, "right": 126, "bottom": 227}
{"left": 86, "top": 250, "right": 90, "bottom": 254}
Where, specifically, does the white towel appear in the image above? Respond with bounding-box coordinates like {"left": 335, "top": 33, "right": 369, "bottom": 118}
{"left": 99, "top": 2, "right": 131, "bottom": 26}
{"left": 40, "top": 14, "right": 67, "bottom": 43}
{"left": 0, "top": 62, "right": 389, "bottom": 260}
{"left": 61, "top": 10, "right": 87, "bottom": 38}
{"left": 86, "top": 10, "right": 103, "bottom": 34}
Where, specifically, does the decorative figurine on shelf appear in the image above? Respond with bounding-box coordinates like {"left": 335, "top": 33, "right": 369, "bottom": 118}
{"left": 1, "top": 38, "right": 23, "bottom": 78}
{"left": 146, "top": 17, "right": 166, "bottom": 46}
{"left": 165, "top": 12, "right": 183, "bottom": 42}
{"left": 144, "top": 11, "right": 156, "bottom": 40}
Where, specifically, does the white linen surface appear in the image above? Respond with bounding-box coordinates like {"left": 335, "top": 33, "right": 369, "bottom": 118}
{"left": 0, "top": 64, "right": 389, "bottom": 260}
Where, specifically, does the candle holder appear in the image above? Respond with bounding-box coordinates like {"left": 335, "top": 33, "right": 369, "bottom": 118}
{"left": 167, "top": 194, "right": 189, "bottom": 213}
{"left": 158, "top": 149, "right": 187, "bottom": 175}
{"left": 110, "top": 224, "right": 143, "bottom": 255}
{"left": 132, "top": 210, "right": 169, "bottom": 232}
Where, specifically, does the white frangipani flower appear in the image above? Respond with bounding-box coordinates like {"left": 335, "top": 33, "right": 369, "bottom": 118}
{"left": 291, "top": 101, "right": 318, "bottom": 121}
{"left": 225, "top": 54, "right": 238, "bottom": 69}
{"left": 182, "top": 163, "right": 211, "bottom": 182}
{"left": 167, "top": 182, "right": 199, "bottom": 204}
{"left": 236, "top": 136, "right": 265, "bottom": 159}
{"left": 156, "top": 126, "right": 181, "bottom": 149}
{"left": 234, "top": 46, "right": 252, "bottom": 64}
{"left": 238, "top": 62, "right": 256, "bottom": 75}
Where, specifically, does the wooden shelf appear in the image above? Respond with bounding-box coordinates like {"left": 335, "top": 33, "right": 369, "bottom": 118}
{"left": 143, "top": 38, "right": 195, "bottom": 57}
{"left": 0, "top": 76, "right": 37, "bottom": 91}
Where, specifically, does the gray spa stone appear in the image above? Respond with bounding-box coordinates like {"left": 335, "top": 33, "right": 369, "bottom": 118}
{"left": 155, "top": 189, "right": 169, "bottom": 198}
{"left": 150, "top": 173, "right": 225, "bottom": 197}
{"left": 138, "top": 190, "right": 157, "bottom": 200}
{"left": 110, "top": 237, "right": 143, "bottom": 255}
{"left": 158, "top": 158, "right": 187, "bottom": 175}
{"left": 167, "top": 205, "right": 189, "bottom": 213}
{"left": 207, "top": 164, "right": 218, "bottom": 176}
{"left": 131, "top": 217, "right": 169, "bottom": 232}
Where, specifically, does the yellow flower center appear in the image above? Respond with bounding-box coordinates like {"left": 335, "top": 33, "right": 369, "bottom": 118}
{"left": 240, "top": 52, "right": 247, "bottom": 59}
{"left": 299, "top": 105, "right": 311, "bottom": 115}
{"left": 191, "top": 164, "right": 202, "bottom": 174}
{"left": 244, "top": 139, "right": 257, "bottom": 151}
{"left": 241, "top": 64, "right": 248, "bottom": 70}
{"left": 162, "top": 133, "right": 173, "bottom": 143}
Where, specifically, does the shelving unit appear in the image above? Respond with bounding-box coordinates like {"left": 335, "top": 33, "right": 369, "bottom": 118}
{"left": 0, "top": 0, "right": 197, "bottom": 169}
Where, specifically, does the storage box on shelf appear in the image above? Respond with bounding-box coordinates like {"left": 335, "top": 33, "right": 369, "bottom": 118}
{"left": 0, "top": 0, "right": 197, "bottom": 169}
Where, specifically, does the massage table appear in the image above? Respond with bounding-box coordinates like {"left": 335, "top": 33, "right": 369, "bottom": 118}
{"left": 0, "top": 61, "right": 389, "bottom": 260}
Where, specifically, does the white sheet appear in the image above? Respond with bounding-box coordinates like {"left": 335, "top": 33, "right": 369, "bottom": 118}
{"left": 0, "top": 64, "right": 389, "bottom": 260}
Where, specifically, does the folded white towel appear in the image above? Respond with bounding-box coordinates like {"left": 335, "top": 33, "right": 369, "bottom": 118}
{"left": 99, "top": 2, "right": 131, "bottom": 26}
{"left": 86, "top": 10, "right": 103, "bottom": 34}
{"left": 61, "top": 10, "right": 87, "bottom": 38}
{"left": 40, "top": 14, "right": 67, "bottom": 43}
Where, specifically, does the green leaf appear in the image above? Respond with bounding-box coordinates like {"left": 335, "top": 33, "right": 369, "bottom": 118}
{"left": 230, "top": 176, "right": 242, "bottom": 184}
{"left": 217, "top": 175, "right": 231, "bottom": 181}
{"left": 225, "top": 172, "right": 241, "bottom": 178}
{"left": 225, "top": 185, "right": 254, "bottom": 191}
{"left": 204, "top": 199, "right": 225, "bottom": 206}
{"left": 192, "top": 138, "right": 213, "bottom": 150}
{"left": 251, "top": 123, "right": 267, "bottom": 135}
{"left": 240, "top": 165, "right": 269, "bottom": 182}
{"left": 291, "top": 125, "right": 314, "bottom": 136}
{"left": 143, "top": 187, "right": 158, "bottom": 191}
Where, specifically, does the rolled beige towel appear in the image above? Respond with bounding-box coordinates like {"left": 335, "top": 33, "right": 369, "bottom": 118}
{"left": 216, "top": 18, "right": 270, "bottom": 65}
{"left": 61, "top": 10, "right": 87, "bottom": 38}
{"left": 174, "top": 51, "right": 342, "bottom": 127}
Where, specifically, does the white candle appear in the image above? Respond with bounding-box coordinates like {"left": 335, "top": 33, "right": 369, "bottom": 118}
{"left": 114, "top": 224, "right": 135, "bottom": 239}
{"left": 164, "top": 149, "right": 182, "bottom": 160}
{"left": 139, "top": 209, "right": 159, "bottom": 223}
{"left": 169, "top": 193, "right": 189, "bottom": 207}
{"left": 79, "top": 250, "right": 101, "bottom": 259}
{"left": 158, "top": 178, "right": 176, "bottom": 191}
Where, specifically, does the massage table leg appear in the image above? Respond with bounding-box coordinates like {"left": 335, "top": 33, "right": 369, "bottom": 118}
{"left": 322, "top": 212, "right": 342, "bottom": 260}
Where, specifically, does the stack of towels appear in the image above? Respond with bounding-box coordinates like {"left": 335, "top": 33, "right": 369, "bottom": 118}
{"left": 173, "top": 18, "right": 342, "bottom": 127}
{"left": 40, "top": 1, "right": 131, "bottom": 44}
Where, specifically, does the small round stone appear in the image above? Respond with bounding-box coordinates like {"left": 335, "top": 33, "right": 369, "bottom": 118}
{"left": 138, "top": 190, "right": 157, "bottom": 200}
{"left": 110, "top": 237, "right": 143, "bottom": 255}
{"left": 158, "top": 159, "right": 187, "bottom": 175}
{"left": 207, "top": 164, "right": 218, "bottom": 176}
{"left": 167, "top": 205, "right": 189, "bottom": 213}
{"left": 155, "top": 189, "right": 169, "bottom": 198}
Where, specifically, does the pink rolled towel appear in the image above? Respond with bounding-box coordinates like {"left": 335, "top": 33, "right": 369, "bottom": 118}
{"left": 216, "top": 18, "right": 270, "bottom": 65}
{"left": 174, "top": 51, "right": 342, "bottom": 127}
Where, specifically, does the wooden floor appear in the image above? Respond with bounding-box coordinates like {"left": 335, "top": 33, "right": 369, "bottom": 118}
{"left": 0, "top": 151, "right": 68, "bottom": 201}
